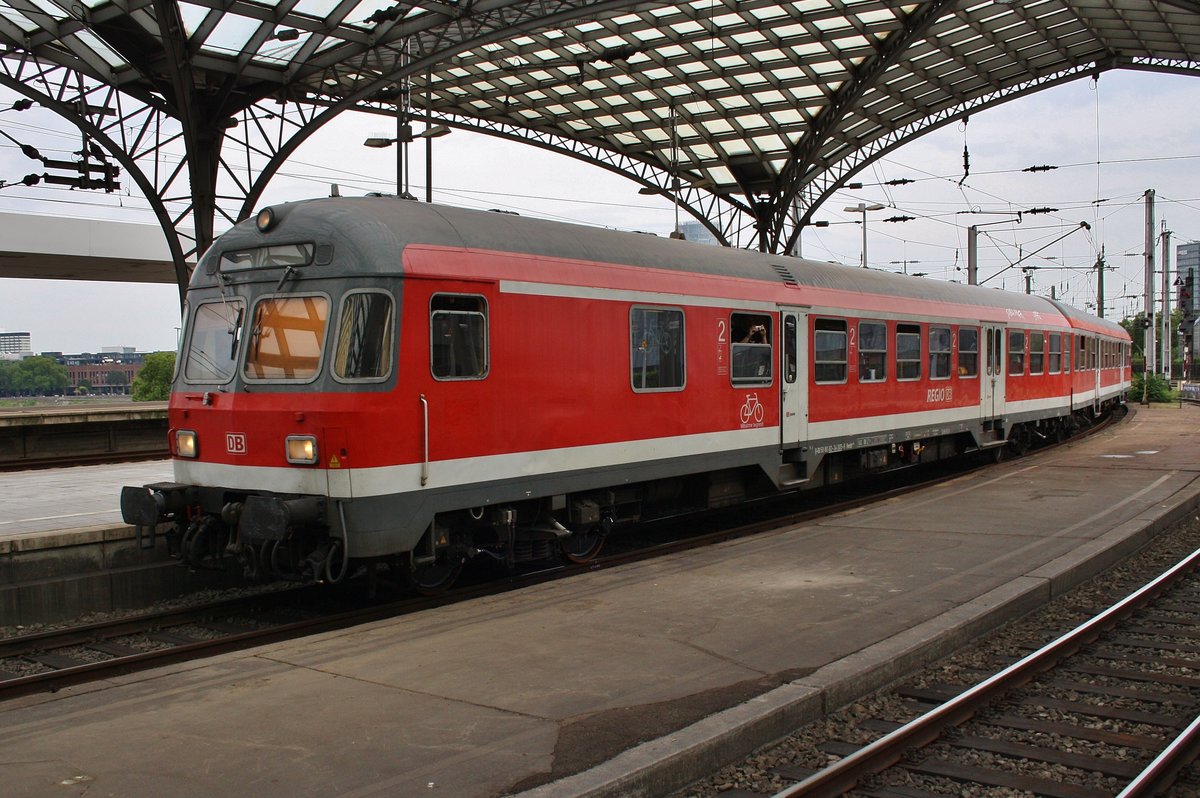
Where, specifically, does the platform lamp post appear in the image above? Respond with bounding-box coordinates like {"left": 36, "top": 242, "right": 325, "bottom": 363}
{"left": 844, "top": 202, "right": 884, "bottom": 268}
{"left": 364, "top": 123, "right": 450, "bottom": 201}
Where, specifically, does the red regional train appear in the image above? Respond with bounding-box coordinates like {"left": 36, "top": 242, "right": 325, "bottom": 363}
{"left": 121, "top": 198, "right": 1131, "bottom": 590}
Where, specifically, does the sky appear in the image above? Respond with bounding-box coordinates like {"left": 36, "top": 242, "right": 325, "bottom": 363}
{"left": 1, "top": 67, "right": 1198, "bottom": 354}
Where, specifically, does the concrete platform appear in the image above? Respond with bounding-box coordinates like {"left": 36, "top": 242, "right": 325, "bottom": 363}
{"left": 1, "top": 405, "right": 1198, "bottom": 798}
{"left": 0, "top": 459, "right": 171, "bottom": 539}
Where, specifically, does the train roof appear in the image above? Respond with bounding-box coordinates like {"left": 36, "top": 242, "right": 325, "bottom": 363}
{"left": 212, "top": 197, "right": 1125, "bottom": 338}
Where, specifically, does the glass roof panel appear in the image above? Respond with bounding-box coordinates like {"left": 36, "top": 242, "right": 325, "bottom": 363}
{"left": 0, "top": 8, "right": 38, "bottom": 33}
{"left": 178, "top": 3, "right": 209, "bottom": 38}
{"left": 73, "top": 28, "right": 127, "bottom": 68}
{"left": 200, "top": 13, "right": 264, "bottom": 57}
{"left": 25, "top": 0, "right": 69, "bottom": 21}
{"left": 730, "top": 29, "right": 768, "bottom": 46}
{"left": 256, "top": 35, "right": 312, "bottom": 66}
{"left": 290, "top": 0, "right": 343, "bottom": 16}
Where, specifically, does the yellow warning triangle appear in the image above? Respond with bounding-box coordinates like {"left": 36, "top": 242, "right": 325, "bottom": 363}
{"left": 329, "top": 455, "right": 341, "bottom": 468}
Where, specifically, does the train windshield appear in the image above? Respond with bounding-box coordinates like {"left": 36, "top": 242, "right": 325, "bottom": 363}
{"left": 244, "top": 295, "right": 330, "bottom": 381}
{"left": 182, "top": 300, "right": 244, "bottom": 383}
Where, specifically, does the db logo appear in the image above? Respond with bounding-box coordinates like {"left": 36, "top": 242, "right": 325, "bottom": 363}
{"left": 226, "top": 433, "right": 247, "bottom": 455}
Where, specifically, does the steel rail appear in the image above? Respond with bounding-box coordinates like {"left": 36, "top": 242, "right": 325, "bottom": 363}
{"left": 772, "top": 542, "right": 1200, "bottom": 798}
{"left": 1117, "top": 713, "right": 1200, "bottom": 798}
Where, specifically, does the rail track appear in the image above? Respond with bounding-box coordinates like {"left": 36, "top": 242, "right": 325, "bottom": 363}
{"left": 750, "top": 542, "right": 1200, "bottom": 798}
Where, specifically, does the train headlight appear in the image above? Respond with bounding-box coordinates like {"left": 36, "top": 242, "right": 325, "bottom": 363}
{"left": 286, "top": 435, "right": 318, "bottom": 465}
{"left": 175, "top": 429, "right": 198, "bottom": 459}
{"left": 255, "top": 206, "right": 277, "bottom": 232}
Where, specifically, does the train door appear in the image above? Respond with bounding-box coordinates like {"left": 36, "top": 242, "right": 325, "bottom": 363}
{"left": 780, "top": 307, "right": 809, "bottom": 448}
{"left": 981, "top": 325, "right": 1006, "bottom": 439}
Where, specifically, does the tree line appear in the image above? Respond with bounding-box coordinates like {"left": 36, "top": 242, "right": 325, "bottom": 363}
{"left": 0, "top": 352, "right": 175, "bottom": 401}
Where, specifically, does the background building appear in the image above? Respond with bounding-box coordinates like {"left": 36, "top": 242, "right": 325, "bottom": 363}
{"left": 1178, "top": 241, "right": 1198, "bottom": 379}
{"left": 0, "top": 331, "right": 32, "bottom": 355}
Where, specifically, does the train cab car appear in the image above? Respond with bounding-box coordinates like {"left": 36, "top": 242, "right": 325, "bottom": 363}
{"left": 120, "top": 197, "right": 1129, "bottom": 590}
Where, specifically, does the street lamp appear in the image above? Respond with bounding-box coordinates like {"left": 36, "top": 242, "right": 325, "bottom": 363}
{"left": 364, "top": 123, "right": 450, "bottom": 201}
{"left": 844, "top": 202, "right": 884, "bottom": 268}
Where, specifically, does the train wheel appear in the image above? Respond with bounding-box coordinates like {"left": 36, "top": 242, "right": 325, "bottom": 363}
{"left": 560, "top": 528, "right": 606, "bottom": 564}
{"left": 403, "top": 552, "right": 464, "bottom": 595}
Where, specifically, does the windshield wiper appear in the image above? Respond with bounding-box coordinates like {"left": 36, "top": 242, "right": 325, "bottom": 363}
{"left": 275, "top": 264, "right": 298, "bottom": 291}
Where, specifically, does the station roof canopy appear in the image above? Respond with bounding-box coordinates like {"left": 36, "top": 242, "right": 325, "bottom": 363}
{"left": 2, "top": 0, "right": 1200, "bottom": 257}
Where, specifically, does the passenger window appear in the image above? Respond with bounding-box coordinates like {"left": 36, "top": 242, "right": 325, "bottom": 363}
{"left": 858, "top": 321, "right": 887, "bottom": 382}
{"left": 896, "top": 324, "right": 921, "bottom": 381}
{"left": 1048, "top": 333, "right": 1062, "bottom": 374}
{"left": 731, "top": 312, "right": 772, "bottom": 386}
{"left": 431, "top": 294, "right": 488, "bottom": 380}
{"left": 1029, "top": 332, "right": 1044, "bottom": 375}
{"left": 183, "top": 299, "right": 244, "bottom": 384}
{"left": 632, "top": 306, "right": 685, "bottom": 391}
{"left": 814, "top": 319, "right": 847, "bottom": 384}
{"left": 929, "top": 326, "right": 951, "bottom": 379}
{"left": 1008, "top": 330, "right": 1025, "bottom": 375}
{"left": 334, "top": 291, "right": 394, "bottom": 381}
{"left": 958, "top": 327, "right": 979, "bottom": 378}
{"left": 244, "top": 295, "right": 329, "bottom": 381}
{"left": 784, "top": 315, "right": 797, "bottom": 384}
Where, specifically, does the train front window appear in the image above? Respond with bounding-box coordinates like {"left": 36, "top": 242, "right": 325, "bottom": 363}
{"left": 431, "top": 294, "right": 489, "bottom": 380}
{"left": 219, "top": 243, "right": 314, "bottom": 271}
{"left": 244, "top": 295, "right": 330, "bottom": 381}
{"left": 334, "top": 291, "right": 394, "bottom": 381}
{"left": 183, "top": 299, "right": 244, "bottom": 384}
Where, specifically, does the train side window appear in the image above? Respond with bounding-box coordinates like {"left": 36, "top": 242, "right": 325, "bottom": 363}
{"left": 929, "top": 326, "right": 951, "bottom": 379}
{"left": 896, "top": 324, "right": 921, "bottom": 381}
{"left": 244, "top": 295, "right": 330, "bottom": 382}
{"left": 334, "top": 291, "right": 394, "bottom": 382}
{"left": 784, "top": 315, "right": 797, "bottom": 384}
{"left": 858, "top": 321, "right": 887, "bottom": 382}
{"left": 731, "top": 312, "right": 772, "bottom": 386}
{"left": 1008, "top": 330, "right": 1025, "bottom": 375}
{"left": 1063, "top": 334, "right": 1071, "bottom": 372}
{"left": 1077, "top": 335, "right": 1087, "bottom": 371}
{"left": 958, "top": 327, "right": 979, "bottom": 378}
{"left": 632, "top": 306, "right": 686, "bottom": 391}
{"left": 1048, "top": 333, "right": 1062, "bottom": 373}
{"left": 183, "top": 299, "right": 244, "bottom": 384}
{"left": 814, "top": 318, "right": 847, "bottom": 384}
{"left": 1029, "top": 332, "right": 1045, "bottom": 375}
{"left": 431, "top": 294, "right": 489, "bottom": 380}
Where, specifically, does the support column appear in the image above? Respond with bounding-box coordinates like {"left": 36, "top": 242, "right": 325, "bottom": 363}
{"left": 1144, "top": 189, "right": 1156, "bottom": 380}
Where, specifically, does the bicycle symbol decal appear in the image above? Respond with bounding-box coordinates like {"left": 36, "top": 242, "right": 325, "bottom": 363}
{"left": 739, "top": 393, "right": 764, "bottom": 426}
